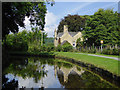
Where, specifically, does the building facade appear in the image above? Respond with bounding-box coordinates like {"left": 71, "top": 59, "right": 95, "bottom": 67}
{"left": 54, "top": 25, "right": 83, "bottom": 47}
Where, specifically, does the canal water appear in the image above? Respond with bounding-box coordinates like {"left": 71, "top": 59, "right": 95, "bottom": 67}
{"left": 2, "top": 56, "right": 118, "bottom": 88}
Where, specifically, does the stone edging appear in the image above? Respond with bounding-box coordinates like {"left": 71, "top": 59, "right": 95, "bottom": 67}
{"left": 55, "top": 55, "right": 120, "bottom": 83}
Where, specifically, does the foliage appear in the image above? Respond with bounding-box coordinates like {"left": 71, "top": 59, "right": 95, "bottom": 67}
{"left": 5, "top": 57, "right": 48, "bottom": 83}
{"left": 2, "top": 28, "right": 48, "bottom": 52}
{"left": 62, "top": 42, "right": 73, "bottom": 52}
{"left": 55, "top": 45, "right": 62, "bottom": 52}
{"left": 55, "top": 42, "right": 73, "bottom": 52}
{"left": 46, "top": 43, "right": 55, "bottom": 52}
{"left": 2, "top": 1, "right": 55, "bottom": 39}
{"left": 88, "top": 48, "right": 96, "bottom": 53}
{"left": 2, "top": 2, "right": 44, "bottom": 39}
{"left": 3, "top": 32, "right": 28, "bottom": 52}
{"left": 45, "top": 37, "right": 54, "bottom": 45}
{"left": 76, "top": 38, "right": 83, "bottom": 46}
{"left": 101, "top": 48, "right": 119, "bottom": 55}
{"left": 83, "top": 9, "right": 120, "bottom": 46}
{"left": 57, "top": 14, "right": 86, "bottom": 33}
{"left": 28, "top": 43, "right": 55, "bottom": 53}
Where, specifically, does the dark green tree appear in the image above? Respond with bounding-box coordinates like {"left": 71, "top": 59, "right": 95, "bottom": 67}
{"left": 2, "top": 1, "right": 54, "bottom": 39}
{"left": 83, "top": 9, "right": 120, "bottom": 46}
{"left": 57, "top": 14, "right": 86, "bottom": 33}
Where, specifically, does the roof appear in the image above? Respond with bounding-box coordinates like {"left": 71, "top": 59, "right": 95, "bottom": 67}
{"left": 69, "top": 32, "right": 79, "bottom": 37}
{"left": 57, "top": 32, "right": 63, "bottom": 37}
{"left": 57, "top": 32, "right": 79, "bottom": 37}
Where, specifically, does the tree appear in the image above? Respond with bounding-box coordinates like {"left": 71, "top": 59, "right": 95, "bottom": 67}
{"left": 57, "top": 14, "right": 86, "bottom": 33}
{"left": 83, "top": 9, "right": 120, "bottom": 46}
{"left": 2, "top": 1, "right": 54, "bottom": 39}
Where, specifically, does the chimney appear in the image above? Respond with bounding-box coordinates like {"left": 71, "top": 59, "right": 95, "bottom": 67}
{"left": 54, "top": 28, "right": 57, "bottom": 38}
{"left": 64, "top": 25, "right": 68, "bottom": 33}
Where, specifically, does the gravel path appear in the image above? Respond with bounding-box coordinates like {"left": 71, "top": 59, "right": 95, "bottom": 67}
{"left": 76, "top": 53, "right": 120, "bottom": 61}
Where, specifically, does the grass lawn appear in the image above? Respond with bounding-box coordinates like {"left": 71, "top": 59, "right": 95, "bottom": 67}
{"left": 55, "top": 52, "right": 120, "bottom": 76}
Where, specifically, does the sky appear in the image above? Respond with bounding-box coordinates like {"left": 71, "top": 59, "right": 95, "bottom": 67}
{"left": 19, "top": 1, "right": 119, "bottom": 37}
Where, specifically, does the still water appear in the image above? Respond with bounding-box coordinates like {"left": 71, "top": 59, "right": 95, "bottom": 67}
{"left": 2, "top": 56, "right": 118, "bottom": 88}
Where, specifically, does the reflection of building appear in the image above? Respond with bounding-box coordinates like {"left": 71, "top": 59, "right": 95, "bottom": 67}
{"left": 54, "top": 64, "right": 84, "bottom": 83}
{"left": 54, "top": 25, "right": 83, "bottom": 47}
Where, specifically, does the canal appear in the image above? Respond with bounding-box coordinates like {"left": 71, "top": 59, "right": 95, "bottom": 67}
{"left": 2, "top": 56, "right": 119, "bottom": 89}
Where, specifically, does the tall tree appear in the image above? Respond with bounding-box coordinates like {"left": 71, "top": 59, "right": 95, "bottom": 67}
{"left": 83, "top": 9, "right": 120, "bottom": 46}
{"left": 57, "top": 14, "right": 86, "bottom": 33}
{"left": 2, "top": 1, "right": 54, "bottom": 39}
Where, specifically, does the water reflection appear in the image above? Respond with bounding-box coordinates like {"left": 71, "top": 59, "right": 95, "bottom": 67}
{"left": 2, "top": 56, "right": 118, "bottom": 89}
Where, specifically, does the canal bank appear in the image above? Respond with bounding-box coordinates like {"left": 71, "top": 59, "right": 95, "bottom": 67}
{"left": 55, "top": 52, "right": 120, "bottom": 85}
{"left": 6, "top": 51, "right": 55, "bottom": 58}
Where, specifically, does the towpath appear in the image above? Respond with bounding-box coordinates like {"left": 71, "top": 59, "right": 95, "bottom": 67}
{"left": 76, "top": 53, "right": 120, "bottom": 61}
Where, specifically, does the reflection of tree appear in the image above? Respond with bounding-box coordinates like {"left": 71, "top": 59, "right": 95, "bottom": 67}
{"left": 2, "top": 75, "right": 18, "bottom": 88}
{"left": 57, "top": 70, "right": 116, "bottom": 88}
{"left": 2, "top": 56, "right": 27, "bottom": 88}
{"left": 81, "top": 71, "right": 116, "bottom": 88}
{"left": 54, "top": 59, "right": 116, "bottom": 88}
{"left": 3, "top": 56, "right": 115, "bottom": 88}
{"left": 4, "top": 57, "right": 48, "bottom": 83}
{"left": 3, "top": 56, "right": 74, "bottom": 88}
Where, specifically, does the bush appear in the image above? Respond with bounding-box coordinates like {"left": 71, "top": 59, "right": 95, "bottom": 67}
{"left": 28, "top": 44, "right": 40, "bottom": 53}
{"left": 112, "top": 48, "right": 119, "bottom": 55}
{"left": 3, "top": 40, "right": 28, "bottom": 52}
{"left": 80, "top": 47, "right": 87, "bottom": 53}
{"left": 62, "top": 45, "right": 73, "bottom": 52}
{"left": 88, "top": 48, "right": 96, "bottom": 53}
{"left": 101, "top": 48, "right": 119, "bottom": 55}
{"left": 62, "top": 41, "right": 73, "bottom": 52}
{"left": 46, "top": 44, "right": 55, "bottom": 52}
{"left": 56, "top": 45, "right": 62, "bottom": 52}
{"left": 40, "top": 45, "right": 46, "bottom": 52}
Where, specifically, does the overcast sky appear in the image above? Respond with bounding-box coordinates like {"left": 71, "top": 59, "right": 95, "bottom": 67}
{"left": 19, "top": 0, "right": 119, "bottom": 37}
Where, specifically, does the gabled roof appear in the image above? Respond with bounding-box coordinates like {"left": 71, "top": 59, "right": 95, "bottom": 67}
{"left": 69, "top": 32, "right": 79, "bottom": 37}
{"left": 57, "top": 32, "right": 79, "bottom": 37}
{"left": 57, "top": 32, "right": 63, "bottom": 37}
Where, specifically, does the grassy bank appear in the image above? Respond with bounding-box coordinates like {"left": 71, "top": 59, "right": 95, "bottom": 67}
{"left": 55, "top": 52, "right": 120, "bottom": 76}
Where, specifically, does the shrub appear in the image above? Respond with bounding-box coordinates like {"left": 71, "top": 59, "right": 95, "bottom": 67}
{"left": 28, "top": 44, "right": 40, "bottom": 53}
{"left": 46, "top": 44, "right": 55, "bottom": 52}
{"left": 80, "top": 47, "right": 86, "bottom": 53}
{"left": 101, "top": 48, "right": 119, "bottom": 55}
{"left": 88, "top": 48, "right": 96, "bottom": 53}
{"left": 112, "top": 48, "right": 119, "bottom": 55}
{"left": 62, "top": 41, "right": 73, "bottom": 52}
{"left": 39, "top": 45, "right": 47, "bottom": 52}
{"left": 62, "top": 45, "right": 73, "bottom": 52}
{"left": 56, "top": 45, "right": 62, "bottom": 52}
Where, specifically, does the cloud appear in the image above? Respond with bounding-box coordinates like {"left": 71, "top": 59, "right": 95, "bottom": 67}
{"left": 44, "top": 25, "right": 57, "bottom": 37}
{"left": 45, "top": 11, "right": 57, "bottom": 26}
{"left": 24, "top": 16, "right": 31, "bottom": 30}
{"left": 19, "top": 16, "right": 31, "bottom": 32}
{"left": 44, "top": 11, "right": 58, "bottom": 37}
{"left": 18, "top": 11, "right": 58, "bottom": 37}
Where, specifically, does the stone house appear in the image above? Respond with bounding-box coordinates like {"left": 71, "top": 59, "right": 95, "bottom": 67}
{"left": 54, "top": 25, "right": 83, "bottom": 47}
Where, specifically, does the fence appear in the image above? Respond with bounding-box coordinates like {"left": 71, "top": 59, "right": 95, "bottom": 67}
{"left": 76, "top": 44, "right": 120, "bottom": 55}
